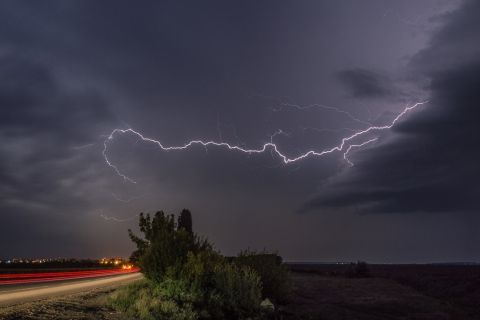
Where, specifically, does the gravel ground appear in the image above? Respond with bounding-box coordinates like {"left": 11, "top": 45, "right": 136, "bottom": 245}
{"left": 0, "top": 286, "right": 129, "bottom": 320}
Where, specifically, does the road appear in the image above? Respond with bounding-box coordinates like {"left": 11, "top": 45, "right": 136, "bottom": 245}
{"left": 0, "top": 271, "right": 143, "bottom": 307}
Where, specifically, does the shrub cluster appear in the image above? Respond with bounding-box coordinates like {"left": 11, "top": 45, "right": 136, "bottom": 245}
{"left": 110, "top": 210, "right": 269, "bottom": 320}
{"left": 233, "top": 250, "right": 291, "bottom": 303}
{"left": 128, "top": 211, "right": 211, "bottom": 283}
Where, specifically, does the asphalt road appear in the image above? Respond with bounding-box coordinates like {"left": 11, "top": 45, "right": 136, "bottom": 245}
{"left": 0, "top": 272, "right": 143, "bottom": 307}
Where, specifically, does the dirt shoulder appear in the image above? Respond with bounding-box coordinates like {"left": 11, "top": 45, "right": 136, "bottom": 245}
{"left": 0, "top": 286, "right": 130, "bottom": 320}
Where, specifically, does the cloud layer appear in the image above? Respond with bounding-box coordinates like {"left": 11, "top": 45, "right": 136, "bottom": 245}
{"left": 0, "top": 0, "right": 477, "bottom": 262}
{"left": 304, "top": 0, "right": 480, "bottom": 214}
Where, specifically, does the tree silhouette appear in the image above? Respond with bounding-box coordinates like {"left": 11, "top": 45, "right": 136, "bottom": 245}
{"left": 178, "top": 208, "right": 193, "bottom": 234}
{"left": 128, "top": 209, "right": 210, "bottom": 282}
{"left": 128, "top": 212, "right": 150, "bottom": 263}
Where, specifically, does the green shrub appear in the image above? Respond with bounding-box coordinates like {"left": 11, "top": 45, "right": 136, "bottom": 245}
{"left": 109, "top": 279, "right": 198, "bottom": 320}
{"left": 210, "top": 261, "right": 262, "bottom": 318}
{"left": 110, "top": 254, "right": 262, "bottom": 320}
{"left": 115, "top": 210, "right": 269, "bottom": 319}
{"left": 234, "top": 250, "right": 291, "bottom": 303}
{"left": 176, "top": 250, "right": 262, "bottom": 319}
{"left": 128, "top": 211, "right": 211, "bottom": 283}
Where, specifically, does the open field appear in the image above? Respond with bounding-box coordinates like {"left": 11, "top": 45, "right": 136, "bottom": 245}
{"left": 282, "top": 264, "right": 480, "bottom": 319}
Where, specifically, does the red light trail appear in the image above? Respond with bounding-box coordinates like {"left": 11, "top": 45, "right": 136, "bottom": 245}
{"left": 0, "top": 268, "right": 139, "bottom": 285}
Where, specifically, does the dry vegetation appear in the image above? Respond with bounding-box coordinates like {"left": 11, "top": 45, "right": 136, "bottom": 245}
{"left": 282, "top": 263, "right": 480, "bottom": 319}
{"left": 279, "top": 272, "right": 451, "bottom": 319}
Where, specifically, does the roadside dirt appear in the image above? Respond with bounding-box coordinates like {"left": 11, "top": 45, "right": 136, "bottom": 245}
{"left": 0, "top": 286, "right": 128, "bottom": 320}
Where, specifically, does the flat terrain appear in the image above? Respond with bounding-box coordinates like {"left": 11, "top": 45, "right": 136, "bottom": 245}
{"left": 280, "top": 264, "right": 480, "bottom": 319}
{"left": 280, "top": 273, "right": 453, "bottom": 319}
{"left": 1, "top": 265, "right": 479, "bottom": 319}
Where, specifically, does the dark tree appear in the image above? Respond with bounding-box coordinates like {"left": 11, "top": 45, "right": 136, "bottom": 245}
{"left": 128, "top": 209, "right": 210, "bottom": 282}
{"left": 178, "top": 208, "right": 193, "bottom": 234}
{"left": 128, "top": 212, "right": 149, "bottom": 263}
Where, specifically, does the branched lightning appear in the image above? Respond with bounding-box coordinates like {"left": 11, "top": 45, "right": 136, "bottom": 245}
{"left": 343, "top": 138, "right": 378, "bottom": 166}
{"left": 111, "top": 192, "right": 146, "bottom": 203}
{"left": 102, "top": 141, "right": 137, "bottom": 183}
{"left": 301, "top": 126, "right": 357, "bottom": 134}
{"left": 272, "top": 101, "right": 372, "bottom": 126}
{"left": 71, "top": 143, "right": 95, "bottom": 150}
{"left": 100, "top": 213, "right": 137, "bottom": 223}
{"left": 269, "top": 129, "right": 291, "bottom": 142}
{"left": 103, "top": 101, "right": 428, "bottom": 183}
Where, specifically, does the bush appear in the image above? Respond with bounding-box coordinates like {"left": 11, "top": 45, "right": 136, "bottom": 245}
{"left": 210, "top": 261, "right": 262, "bottom": 318}
{"left": 345, "top": 261, "right": 370, "bottom": 278}
{"left": 128, "top": 211, "right": 211, "bottom": 283}
{"left": 175, "top": 250, "right": 262, "bottom": 319}
{"left": 110, "top": 252, "right": 262, "bottom": 320}
{"left": 234, "top": 250, "right": 291, "bottom": 303}
{"left": 109, "top": 279, "right": 198, "bottom": 320}
{"left": 112, "top": 210, "right": 263, "bottom": 320}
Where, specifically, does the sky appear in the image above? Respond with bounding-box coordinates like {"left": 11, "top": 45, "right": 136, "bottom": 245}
{"left": 1, "top": 0, "right": 479, "bottom": 263}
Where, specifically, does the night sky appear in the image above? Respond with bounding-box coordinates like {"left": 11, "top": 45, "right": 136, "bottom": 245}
{"left": 1, "top": 0, "right": 479, "bottom": 263}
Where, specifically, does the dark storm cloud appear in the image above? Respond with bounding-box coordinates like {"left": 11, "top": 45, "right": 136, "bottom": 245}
{"left": 1, "top": 0, "right": 475, "bottom": 262}
{"left": 303, "top": 0, "right": 480, "bottom": 214}
{"left": 410, "top": 0, "right": 480, "bottom": 75}
{"left": 0, "top": 51, "right": 117, "bottom": 256}
{"left": 0, "top": 55, "right": 111, "bottom": 139}
{"left": 0, "top": 52, "right": 112, "bottom": 182}
{"left": 337, "top": 68, "right": 394, "bottom": 98}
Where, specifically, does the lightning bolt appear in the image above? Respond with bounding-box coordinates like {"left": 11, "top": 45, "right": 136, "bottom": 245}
{"left": 300, "top": 126, "right": 357, "bottom": 135}
{"left": 343, "top": 138, "right": 378, "bottom": 166}
{"left": 103, "top": 101, "right": 428, "bottom": 183}
{"left": 272, "top": 101, "right": 372, "bottom": 126}
{"left": 111, "top": 192, "right": 146, "bottom": 203}
{"left": 71, "top": 143, "right": 95, "bottom": 150}
{"left": 252, "top": 94, "right": 370, "bottom": 127}
{"left": 100, "top": 213, "right": 137, "bottom": 223}
{"left": 269, "top": 129, "right": 291, "bottom": 142}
